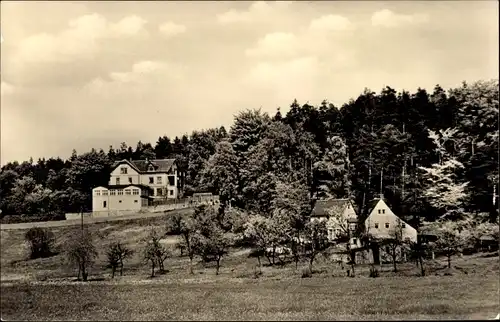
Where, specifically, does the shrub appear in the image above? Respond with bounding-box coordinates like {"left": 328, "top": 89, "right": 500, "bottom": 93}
{"left": 369, "top": 265, "right": 380, "bottom": 278}
{"left": 25, "top": 227, "right": 55, "bottom": 259}
{"left": 301, "top": 266, "right": 312, "bottom": 278}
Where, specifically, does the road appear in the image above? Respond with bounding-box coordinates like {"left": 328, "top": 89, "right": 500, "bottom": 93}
{"left": 0, "top": 208, "right": 193, "bottom": 231}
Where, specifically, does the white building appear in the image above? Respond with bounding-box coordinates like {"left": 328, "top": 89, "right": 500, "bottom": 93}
{"left": 364, "top": 196, "right": 418, "bottom": 243}
{"left": 92, "top": 158, "right": 182, "bottom": 213}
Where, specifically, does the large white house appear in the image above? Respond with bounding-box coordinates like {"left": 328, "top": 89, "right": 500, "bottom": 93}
{"left": 364, "top": 196, "right": 417, "bottom": 243}
{"left": 92, "top": 158, "right": 182, "bottom": 213}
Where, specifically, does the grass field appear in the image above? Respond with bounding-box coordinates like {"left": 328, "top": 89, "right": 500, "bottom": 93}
{"left": 1, "top": 215, "right": 499, "bottom": 320}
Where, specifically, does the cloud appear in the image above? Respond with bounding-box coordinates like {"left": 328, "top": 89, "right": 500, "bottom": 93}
{"left": 371, "top": 9, "right": 429, "bottom": 28}
{"left": 1, "top": 81, "right": 15, "bottom": 96}
{"left": 15, "top": 13, "right": 148, "bottom": 64}
{"left": 216, "top": 1, "right": 291, "bottom": 24}
{"left": 158, "top": 21, "right": 187, "bottom": 37}
{"left": 245, "top": 32, "right": 299, "bottom": 58}
{"left": 244, "top": 14, "right": 354, "bottom": 60}
{"left": 309, "top": 14, "right": 354, "bottom": 32}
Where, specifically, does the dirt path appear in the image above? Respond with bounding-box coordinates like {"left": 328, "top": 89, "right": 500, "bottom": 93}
{"left": 0, "top": 208, "right": 193, "bottom": 231}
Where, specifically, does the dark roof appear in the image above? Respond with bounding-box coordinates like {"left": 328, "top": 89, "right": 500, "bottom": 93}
{"left": 311, "top": 199, "right": 353, "bottom": 218}
{"left": 112, "top": 159, "right": 176, "bottom": 173}
{"left": 365, "top": 198, "right": 382, "bottom": 216}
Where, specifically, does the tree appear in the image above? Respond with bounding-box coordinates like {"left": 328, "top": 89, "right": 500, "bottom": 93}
{"left": 25, "top": 227, "right": 55, "bottom": 259}
{"left": 382, "top": 219, "right": 409, "bottom": 273}
{"left": 419, "top": 159, "right": 468, "bottom": 219}
{"left": 244, "top": 214, "right": 283, "bottom": 267}
{"left": 106, "top": 242, "right": 133, "bottom": 278}
{"left": 166, "top": 213, "right": 196, "bottom": 274}
{"left": 326, "top": 207, "right": 357, "bottom": 276}
{"left": 191, "top": 205, "right": 232, "bottom": 275}
{"left": 431, "top": 222, "right": 467, "bottom": 269}
{"left": 143, "top": 228, "right": 169, "bottom": 277}
{"left": 313, "top": 136, "right": 351, "bottom": 199}
{"left": 66, "top": 229, "right": 98, "bottom": 281}
{"left": 303, "top": 220, "right": 329, "bottom": 272}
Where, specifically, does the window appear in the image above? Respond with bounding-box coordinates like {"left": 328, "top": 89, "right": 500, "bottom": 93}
{"left": 128, "top": 177, "right": 133, "bottom": 184}
{"left": 349, "top": 223, "right": 356, "bottom": 230}
{"left": 374, "top": 223, "right": 379, "bottom": 229}
{"left": 385, "top": 223, "right": 390, "bottom": 229}
{"left": 120, "top": 167, "right": 127, "bottom": 174}
{"left": 157, "top": 176, "right": 162, "bottom": 184}
{"left": 119, "top": 200, "right": 122, "bottom": 203}
{"left": 378, "top": 209, "right": 381, "bottom": 214}
{"left": 168, "top": 176, "right": 175, "bottom": 186}
{"left": 402, "top": 223, "right": 406, "bottom": 228}
{"left": 102, "top": 190, "right": 108, "bottom": 196}
{"left": 157, "top": 188, "right": 163, "bottom": 196}
{"left": 110, "top": 190, "right": 116, "bottom": 196}
{"left": 103, "top": 201, "right": 107, "bottom": 208}
{"left": 125, "top": 189, "right": 131, "bottom": 195}
{"left": 148, "top": 165, "right": 155, "bottom": 172}
{"left": 133, "top": 189, "right": 140, "bottom": 195}
{"left": 116, "top": 178, "right": 120, "bottom": 185}
{"left": 134, "top": 200, "right": 138, "bottom": 203}
{"left": 169, "top": 190, "right": 173, "bottom": 196}
{"left": 382, "top": 209, "right": 385, "bottom": 214}
{"left": 351, "top": 238, "right": 357, "bottom": 245}
{"left": 96, "top": 190, "right": 101, "bottom": 196}
{"left": 118, "top": 190, "right": 124, "bottom": 195}
{"left": 149, "top": 177, "right": 154, "bottom": 184}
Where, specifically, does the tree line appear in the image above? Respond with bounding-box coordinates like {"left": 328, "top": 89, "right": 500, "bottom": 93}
{"left": 1, "top": 79, "right": 498, "bottom": 229}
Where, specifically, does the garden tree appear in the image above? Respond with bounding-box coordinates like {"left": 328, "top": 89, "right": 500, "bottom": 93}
{"left": 418, "top": 159, "right": 469, "bottom": 220}
{"left": 191, "top": 205, "right": 233, "bottom": 275}
{"left": 25, "top": 227, "right": 55, "bottom": 259}
{"left": 244, "top": 215, "right": 279, "bottom": 267}
{"left": 154, "top": 135, "right": 173, "bottom": 159}
{"left": 382, "top": 219, "right": 409, "bottom": 273}
{"left": 166, "top": 212, "right": 196, "bottom": 274}
{"left": 143, "top": 228, "right": 169, "bottom": 277}
{"left": 200, "top": 139, "right": 238, "bottom": 206}
{"left": 106, "top": 242, "right": 133, "bottom": 278}
{"left": 313, "top": 135, "right": 351, "bottom": 199}
{"left": 430, "top": 221, "right": 468, "bottom": 269}
{"left": 326, "top": 207, "right": 357, "bottom": 276}
{"left": 66, "top": 229, "right": 98, "bottom": 282}
{"left": 303, "top": 219, "right": 329, "bottom": 272}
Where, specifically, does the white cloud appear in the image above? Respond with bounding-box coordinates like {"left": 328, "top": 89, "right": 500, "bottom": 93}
{"left": 216, "top": 1, "right": 291, "bottom": 24}
{"left": 309, "top": 14, "right": 353, "bottom": 32}
{"left": 371, "top": 9, "right": 429, "bottom": 28}
{"left": 15, "top": 13, "right": 148, "bottom": 64}
{"left": 158, "top": 21, "right": 187, "bottom": 37}
{"left": 1, "top": 81, "right": 15, "bottom": 96}
{"left": 245, "top": 32, "right": 299, "bottom": 58}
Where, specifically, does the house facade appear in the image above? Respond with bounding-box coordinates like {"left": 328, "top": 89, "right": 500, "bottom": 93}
{"left": 364, "top": 197, "right": 418, "bottom": 243}
{"left": 310, "top": 198, "right": 362, "bottom": 247}
{"left": 108, "top": 159, "right": 181, "bottom": 199}
{"left": 92, "top": 158, "right": 182, "bottom": 213}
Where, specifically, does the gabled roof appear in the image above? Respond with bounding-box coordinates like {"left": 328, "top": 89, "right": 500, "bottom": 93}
{"left": 365, "top": 198, "right": 383, "bottom": 217}
{"left": 112, "top": 159, "right": 176, "bottom": 173}
{"left": 311, "top": 199, "right": 354, "bottom": 218}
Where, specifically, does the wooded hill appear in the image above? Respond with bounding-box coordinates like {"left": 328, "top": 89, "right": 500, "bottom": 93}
{"left": 1, "top": 79, "right": 498, "bottom": 226}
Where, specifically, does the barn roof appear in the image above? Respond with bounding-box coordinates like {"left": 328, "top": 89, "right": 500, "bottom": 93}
{"left": 311, "top": 199, "right": 354, "bottom": 218}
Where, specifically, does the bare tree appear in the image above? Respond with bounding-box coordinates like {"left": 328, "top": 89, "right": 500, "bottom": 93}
{"left": 431, "top": 222, "right": 467, "bottom": 268}
{"left": 143, "top": 228, "right": 168, "bottom": 277}
{"left": 106, "top": 242, "right": 133, "bottom": 278}
{"left": 303, "top": 220, "right": 329, "bottom": 272}
{"left": 383, "top": 219, "right": 407, "bottom": 273}
{"left": 66, "top": 229, "right": 98, "bottom": 281}
{"left": 166, "top": 213, "right": 196, "bottom": 274}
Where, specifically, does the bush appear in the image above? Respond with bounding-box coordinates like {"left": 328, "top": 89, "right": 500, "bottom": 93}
{"left": 369, "top": 265, "right": 380, "bottom": 278}
{"left": 301, "top": 267, "right": 312, "bottom": 278}
{"left": 25, "top": 227, "right": 55, "bottom": 259}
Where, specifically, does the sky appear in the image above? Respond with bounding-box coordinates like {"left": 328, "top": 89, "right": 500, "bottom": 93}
{"left": 1, "top": 1, "right": 498, "bottom": 165}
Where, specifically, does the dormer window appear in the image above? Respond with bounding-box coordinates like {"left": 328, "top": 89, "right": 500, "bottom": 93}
{"left": 148, "top": 165, "right": 155, "bottom": 172}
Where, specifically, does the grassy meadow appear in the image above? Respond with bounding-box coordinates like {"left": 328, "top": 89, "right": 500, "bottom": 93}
{"left": 1, "top": 214, "right": 499, "bottom": 320}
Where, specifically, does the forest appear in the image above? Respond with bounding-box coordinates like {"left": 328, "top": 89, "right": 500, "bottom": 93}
{"left": 1, "top": 79, "right": 498, "bottom": 229}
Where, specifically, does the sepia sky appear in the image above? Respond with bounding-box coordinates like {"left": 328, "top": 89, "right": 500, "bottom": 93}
{"left": 1, "top": 1, "right": 498, "bottom": 164}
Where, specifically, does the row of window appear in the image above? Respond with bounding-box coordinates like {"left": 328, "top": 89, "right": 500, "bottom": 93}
{"left": 121, "top": 166, "right": 176, "bottom": 174}
{"left": 373, "top": 222, "right": 406, "bottom": 229}
{"left": 95, "top": 189, "right": 141, "bottom": 196}
{"left": 115, "top": 176, "right": 175, "bottom": 185}
{"left": 102, "top": 200, "right": 139, "bottom": 208}
{"left": 156, "top": 188, "right": 174, "bottom": 196}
